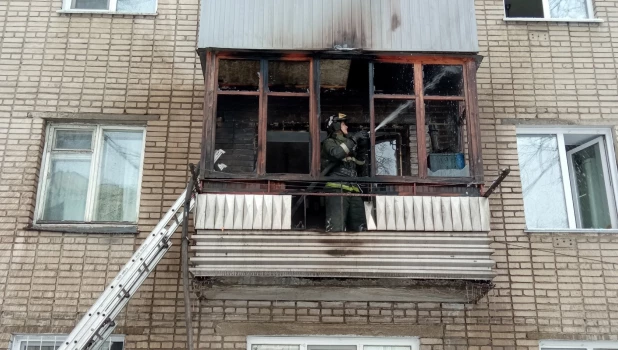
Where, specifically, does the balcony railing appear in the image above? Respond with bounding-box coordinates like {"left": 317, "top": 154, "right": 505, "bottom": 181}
{"left": 191, "top": 192, "right": 494, "bottom": 281}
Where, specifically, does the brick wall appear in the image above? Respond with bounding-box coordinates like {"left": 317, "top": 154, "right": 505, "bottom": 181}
{"left": 2, "top": 0, "right": 618, "bottom": 349}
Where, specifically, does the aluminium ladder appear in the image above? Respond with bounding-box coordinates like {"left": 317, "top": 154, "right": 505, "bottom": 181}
{"left": 57, "top": 189, "right": 196, "bottom": 350}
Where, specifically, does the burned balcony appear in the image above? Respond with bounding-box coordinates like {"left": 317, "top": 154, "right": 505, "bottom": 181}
{"left": 193, "top": 51, "right": 491, "bottom": 302}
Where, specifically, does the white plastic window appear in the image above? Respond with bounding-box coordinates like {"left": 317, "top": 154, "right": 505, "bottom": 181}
{"left": 504, "top": 0, "right": 594, "bottom": 20}
{"left": 540, "top": 340, "right": 618, "bottom": 350}
{"left": 516, "top": 127, "right": 618, "bottom": 230}
{"left": 35, "top": 124, "right": 146, "bottom": 224}
{"left": 247, "top": 337, "right": 420, "bottom": 350}
{"left": 61, "top": 0, "right": 157, "bottom": 13}
{"left": 10, "top": 334, "right": 125, "bottom": 350}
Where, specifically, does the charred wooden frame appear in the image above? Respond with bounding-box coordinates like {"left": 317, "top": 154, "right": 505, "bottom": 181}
{"left": 200, "top": 51, "right": 483, "bottom": 194}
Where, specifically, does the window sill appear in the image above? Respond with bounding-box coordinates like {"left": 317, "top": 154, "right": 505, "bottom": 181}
{"left": 57, "top": 9, "right": 157, "bottom": 16}
{"left": 526, "top": 228, "right": 618, "bottom": 234}
{"left": 503, "top": 17, "right": 603, "bottom": 23}
{"left": 28, "top": 223, "right": 138, "bottom": 234}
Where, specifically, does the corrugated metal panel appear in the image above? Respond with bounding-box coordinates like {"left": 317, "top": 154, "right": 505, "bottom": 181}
{"left": 194, "top": 194, "right": 292, "bottom": 230}
{"left": 190, "top": 231, "right": 494, "bottom": 279}
{"left": 371, "top": 196, "right": 491, "bottom": 232}
{"left": 198, "top": 0, "right": 479, "bottom": 52}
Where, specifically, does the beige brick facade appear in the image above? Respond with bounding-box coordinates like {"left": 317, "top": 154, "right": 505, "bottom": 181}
{"left": 1, "top": 0, "right": 618, "bottom": 349}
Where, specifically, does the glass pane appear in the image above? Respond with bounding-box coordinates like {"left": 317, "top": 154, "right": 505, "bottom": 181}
{"left": 308, "top": 346, "right": 357, "bottom": 350}
{"left": 268, "top": 61, "right": 310, "bottom": 92}
{"left": 549, "top": 0, "right": 589, "bottom": 19}
{"left": 374, "top": 99, "right": 416, "bottom": 176}
{"left": 365, "top": 346, "right": 411, "bottom": 350}
{"left": 267, "top": 97, "right": 310, "bottom": 174}
{"left": 504, "top": 0, "right": 544, "bottom": 18}
{"left": 252, "top": 346, "right": 300, "bottom": 350}
{"left": 516, "top": 134, "right": 569, "bottom": 229}
{"left": 423, "top": 65, "right": 464, "bottom": 96}
{"left": 110, "top": 341, "right": 124, "bottom": 350}
{"left": 218, "top": 60, "right": 260, "bottom": 91}
{"left": 570, "top": 142, "right": 612, "bottom": 229}
{"left": 117, "top": 0, "right": 156, "bottom": 13}
{"left": 72, "top": 0, "right": 108, "bottom": 10}
{"left": 374, "top": 62, "right": 414, "bottom": 95}
{"left": 94, "top": 130, "right": 144, "bottom": 222}
{"left": 54, "top": 129, "right": 93, "bottom": 150}
{"left": 214, "top": 95, "right": 260, "bottom": 173}
{"left": 42, "top": 155, "right": 91, "bottom": 221}
{"left": 425, "top": 101, "right": 469, "bottom": 177}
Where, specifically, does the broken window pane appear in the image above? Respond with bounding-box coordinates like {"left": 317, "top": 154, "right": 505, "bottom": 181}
{"left": 268, "top": 61, "right": 310, "bottom": 93}
{"left": 549, "top": 0, "right": 589, "bottom": 19}
{"left": 373, "top": 62, "right": 414, "bottom": 95}
{"left": 516, "top": 134, "right": 569, "bottom": 229}
{"left": 217, "top": 59, "right": 260, "bottom": 91}
{"left": 374, "top": 99, "right": 416, "bottom": 176}
{"left": 423, "top": 65, "right": 464, "bottom": 96}
{"left": 425, "top": 101, "right": 469, "bottom": 177}
{"left": 320, "top": 59, "right": 371, "bottom": 177}
{"left": 504, "top": 0, "right": 544, "bottom": 18}
{"left": 214, "top": 95, "right": 259, "bottom": 173}
{"left": 267, "top": 97, "right": 311, "bottom": 174}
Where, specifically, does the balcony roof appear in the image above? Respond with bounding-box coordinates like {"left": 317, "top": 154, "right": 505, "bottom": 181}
{"left": 198, "top": 0, "right": 479, "bottom": 53}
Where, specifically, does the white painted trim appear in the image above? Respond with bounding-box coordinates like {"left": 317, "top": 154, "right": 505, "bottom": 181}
{"left": 57, "top": 10, "right": 158, "bottom": 15}
{"left": 516, "top": 126, "right": 618, "bottom": 230}
{"left": 10, "top": 334, "right": 125, "bottom": 350}
{"left": 556, "top": 133, "right": 577, "bottom": 228}
{"left": 539, "top": 339, "right": 618, "bottom": 349}
{"left": 541, "top": 0, "right": 551, "bottom": 19}
{"left": 35, "top": 123, "right": 146, "bottom": 225}
{"left": 247, "top": 336, "right": 420, "bottom": 350}
{"left": 503, "top": 17, "right": 602, "bottom": 23}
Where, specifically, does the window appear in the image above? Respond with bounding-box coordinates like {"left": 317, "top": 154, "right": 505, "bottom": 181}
{"left": 61, "top": 0, "right": 157, "bottom": 13}
{"left": 504, "top": 0, "right": 594, "bottom": 20}
{"left": 516, "top": 127, "right": 618, "bottom": 230}
{"left": 36, "top": 124, "right": 146, "bottom": 224}
{"left": 540, "top": 340, "right": 618, "bottom": 350}
{"left": 206, "top": 54, "right": 480, "bottom": 182}
{"left": 10, "top": 334, "right": 124, "bottom": 350}
{"left": 247, "top": 336, "right": 419, "bottom": 350}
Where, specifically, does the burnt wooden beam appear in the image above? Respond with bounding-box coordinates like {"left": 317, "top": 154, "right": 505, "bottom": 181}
{"left": 483, "top": 168, "right": 510, "bottom": 198}
{"left": 414, "top": 62, "right": 427, "bottom": 178}
{"left": 465, "top": 60, "right": 483, "bottom": 182}
{"left": 200, "top": 51, "right": 217, "bottom": 176}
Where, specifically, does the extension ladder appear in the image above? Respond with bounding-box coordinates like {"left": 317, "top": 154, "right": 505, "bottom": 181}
{"left": 57, "top": 189, "right": 196, "bottom": 350}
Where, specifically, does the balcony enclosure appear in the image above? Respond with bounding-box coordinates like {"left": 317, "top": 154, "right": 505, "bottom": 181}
{"left": 193, "top": 0, "right": 491, "bottom": 303}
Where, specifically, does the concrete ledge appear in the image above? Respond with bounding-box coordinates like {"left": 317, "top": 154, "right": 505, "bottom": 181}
{"left": 214, "top": 322, "right": 443, "bottom": 338}
{"left": 28, "top": 112, "right": 160, "bottom": 123}
{"left": 195, "top": 277, "right": 493, "bottom": 303}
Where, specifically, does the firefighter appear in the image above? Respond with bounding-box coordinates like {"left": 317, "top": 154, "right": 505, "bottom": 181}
{"left": 321, "top": 113, "right": 369, "bottom": 232}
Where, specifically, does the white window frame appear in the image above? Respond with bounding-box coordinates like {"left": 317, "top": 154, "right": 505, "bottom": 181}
{"left": 60, "top": 0, "right": 158, "bottom": 15}
{"left": 34, "top": 123, "right": 146, "bottom": 225}
{"left": 517, "top": 126, "right": 618, "bottom": 231}
{"left": 540, "top": 339, "right": 618, "bottom": 349}
{"left": 503, "top": 0, "right": 599, "bottom": 22}
{"left": 10, "top": 334, "right": 125, "bottom": 350}
{"left": 247, "top": 336, "right": 420, "bottom": 350}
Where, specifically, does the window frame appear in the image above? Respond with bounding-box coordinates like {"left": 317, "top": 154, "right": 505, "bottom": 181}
{"left": 60, "top": 0, "right": 158, "bottom": 14}
{"left": 10, "top": 334, "right": 125, "bottom": 350}
{"left": 201, "top": 52, "right": 483, "bottom": 185}
{"left": 247, "top": 336, "right": 420, "bottom": 350}
{"left": 503, "top": 0, "right": 596, "bottom": 21}
{"left": 540, "top": 339, "right": 618, "bottom": 349}
{"left": 516, "top": 126, "right": 618, "bottom": 230}
{"left": 34, "top": 123, "right": 147, "bottom": 226}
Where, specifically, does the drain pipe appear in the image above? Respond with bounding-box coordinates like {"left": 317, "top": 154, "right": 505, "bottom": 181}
{"left": 182, "top": 163, "right": 198, "bottom": 350}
